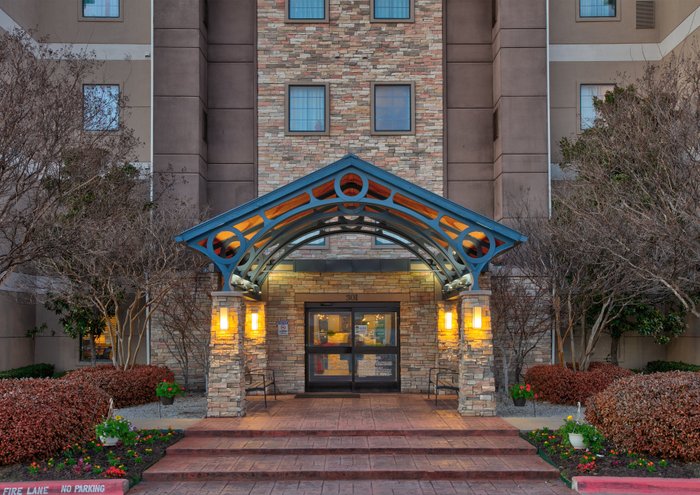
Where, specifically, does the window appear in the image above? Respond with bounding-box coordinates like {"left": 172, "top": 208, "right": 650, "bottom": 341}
{"left": 580, "top": 0, "right": 616, "bottom": 18}
{"left": 83, "top": 84, "right": 120, "bottom": 131}
{"left": 79, "top": 333, "right": 113, "bottom": 362}
{"left": 292, "top": 231, "right": 327, "bottom": 247}
{"left": 82, "top": 0, "right": 120, "bottom": 18}
{"left": 287, "top": 84, "right": 329, "bottom": 135}
{"left": 580, "top": 84, "right": 614, "bottom": 129}
{"left": 287, "top": 0, "right": 327, "bottom": 21}
{"left": 372, "top": 0, "right": 412, "bottom": 21}
{"left": 372, "top": 83, "right": 414, "bottom": 134}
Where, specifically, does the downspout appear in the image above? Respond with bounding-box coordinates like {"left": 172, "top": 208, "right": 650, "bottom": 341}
{"left": 546, "top": 0, "right": 555, "bottom": 365}
{"left": 146, "top": 0, "right": 154, "bottom": 365}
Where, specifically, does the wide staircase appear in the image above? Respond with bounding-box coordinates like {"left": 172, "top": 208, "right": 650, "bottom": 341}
{"left": 134, "top": 396, "right": 570, "bottom": 494}
{"left": 143, "top": 423, "right": 559, "bottom": 482}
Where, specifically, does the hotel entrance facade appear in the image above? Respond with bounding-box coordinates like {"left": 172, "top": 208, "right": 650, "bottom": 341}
{"left": 176, "top": 155, "right": 526, "bottom": 417}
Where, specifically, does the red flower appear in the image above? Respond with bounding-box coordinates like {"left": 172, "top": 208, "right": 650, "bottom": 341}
{"left": 526, "top": 384, "right": 531, "bottom": 392}
{"left": 519, "top": 385, "right": 524, "bottom": 390}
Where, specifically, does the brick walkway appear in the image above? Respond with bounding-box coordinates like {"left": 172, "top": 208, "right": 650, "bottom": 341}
{"left": 133, "top": 395, "right": 574, "bottom": 495}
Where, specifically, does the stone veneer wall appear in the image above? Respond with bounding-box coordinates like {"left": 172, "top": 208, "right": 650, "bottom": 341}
{"left": 257, "top": 0, "right": 444, "bottom": 261}
{"left": 265, "top": 269, "right": 441, "bottom": 393}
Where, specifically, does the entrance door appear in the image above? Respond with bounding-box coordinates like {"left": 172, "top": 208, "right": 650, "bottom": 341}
{"left": 305, "top": 303, "right": 400, "bottom": 392}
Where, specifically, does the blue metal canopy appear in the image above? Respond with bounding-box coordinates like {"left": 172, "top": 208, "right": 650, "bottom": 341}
{"left": 176, "top": 155, "right": 526, "bottom": 296}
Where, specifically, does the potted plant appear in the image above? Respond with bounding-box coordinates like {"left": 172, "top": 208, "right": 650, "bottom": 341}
{"left": 95, "top": 415, "right": 131, "bottom": 446}
{"left": 156, "top": 380, "right": 185, "bottom": 405}
{"left": 509, "top": 383, "right": 535, "bottom": 406}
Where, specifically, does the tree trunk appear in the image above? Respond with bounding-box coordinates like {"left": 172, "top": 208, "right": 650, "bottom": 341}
{"left": 610, "top": 335, "right": 620, "bottom": 366}
{"left": 90, "top": 335, "right": 97, "bottom": 366}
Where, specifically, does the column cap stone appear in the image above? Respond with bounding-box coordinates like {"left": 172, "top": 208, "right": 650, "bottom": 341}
{"left": 458, "top": 290, "right": 492, "bottom": 297}
{"left": 211, "top": 291, "right": 248, "bottom": 298}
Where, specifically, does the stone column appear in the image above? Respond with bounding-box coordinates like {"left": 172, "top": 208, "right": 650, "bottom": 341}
{"left": 207, "top": 291, "right": 246, "bottom": 417}
{"left": 457, "top": 290, "right": 496, "bottom": 416}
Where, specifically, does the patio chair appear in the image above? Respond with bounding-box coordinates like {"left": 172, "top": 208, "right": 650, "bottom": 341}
{"left": 427, "top": 367, "right": 459, "bottom": 405}
{"left": 245, "top": 368, "right": 277, "bottom": 408}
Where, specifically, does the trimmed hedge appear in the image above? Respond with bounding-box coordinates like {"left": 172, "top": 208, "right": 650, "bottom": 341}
{"left": 0, "top": 363, "right": 54, "bottom": 380}
{"left": 0, "top": 378, "right": 110, "bottom": 465}
{"left": 644, "top": 360, "right": 700, "bottom": 373}
{"left": 524, "top": 363, "right": 633, "bottom": 405}
{"left": 62, "top": 365, "right": 174, "bottom": 408}
{"left": 586, "top": 372, "right": 700, "bottom": 462}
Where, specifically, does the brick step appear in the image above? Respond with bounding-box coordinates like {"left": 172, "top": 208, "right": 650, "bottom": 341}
{"left": 185, "top": 428, "right": 520, "bottom": 438}
{"left": 167, "top": 435, "right": 536, "bottom": 456}
{"left": 142, "top": 454, "right": 560, "bottom": 482}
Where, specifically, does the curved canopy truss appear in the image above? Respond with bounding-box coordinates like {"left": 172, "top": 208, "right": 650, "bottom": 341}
{"left": 176, "top": 155, "right": 526, "bottom": 297}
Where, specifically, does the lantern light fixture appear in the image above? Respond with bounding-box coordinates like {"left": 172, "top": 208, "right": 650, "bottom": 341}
{"left": 251, "top": 312, "right": 259, "bottom": 331}
{"left": 444, "top": 311, "right": 453, "bottom": 330}
{"left": 473, "top": 306, "right": 482, "bottom": 329}
{"left": 219, "top": 307, "right": 229, "bottom": 331}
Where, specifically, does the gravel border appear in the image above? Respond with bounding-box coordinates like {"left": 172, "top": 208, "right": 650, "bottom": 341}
{"left": 496, "top": 392, "right": 585, "bottom": 418}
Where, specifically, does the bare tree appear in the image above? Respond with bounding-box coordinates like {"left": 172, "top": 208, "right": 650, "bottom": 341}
{"left": 491, "top": 272, "right": 552, "bottom": 390}
{"left": 0, "top": 30, "right": 136, "bottom": 284}
{"left": 156, "top": 271, "right": 213, "bottom": 390}
{"left": 559, "top": 51, "right": 700, "bottom": 320}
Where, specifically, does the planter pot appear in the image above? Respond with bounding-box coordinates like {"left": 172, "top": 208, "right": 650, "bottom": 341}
{"left": 160, "top": 396, "right": 174, "bottom": 406}
{"left": 512, "top": 397, "right": 527, "bottom": 407}
{"left": 569, "top": 432, "right": 586, "bottom": 449}
{"left": 100, "top": 436, "right": 119, "bottom": 447}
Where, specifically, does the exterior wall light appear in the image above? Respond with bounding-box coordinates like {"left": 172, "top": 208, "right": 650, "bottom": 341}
{"left": 472, "top": 306, "right": 482, "bottom": 329}
{"left": 219, "top": 307, "right": 229, "bottom": 331}
{"left": 251, "top": 312, "right": 259, "bottom": 331}
{"left": 444, "top": 311, "right": 453, "bottom": 330}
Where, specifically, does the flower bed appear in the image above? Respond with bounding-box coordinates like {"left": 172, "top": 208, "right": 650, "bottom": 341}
{"left": 0, "top": 430, "right": 183, "bottom": 486}
{"left": 526, "top": 427, "right": 699, "bottom": 482}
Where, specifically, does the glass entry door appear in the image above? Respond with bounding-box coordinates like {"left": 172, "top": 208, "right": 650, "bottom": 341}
{"left": 305, "top": 303, "right": 400, "bottom": 392}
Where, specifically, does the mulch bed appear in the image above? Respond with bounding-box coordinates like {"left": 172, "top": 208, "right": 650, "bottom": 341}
{"left": 0, "top": 429, "right": 183, "bottom": 487}
{"left": 525, "top": 428, "right": 700, "bottom": 482}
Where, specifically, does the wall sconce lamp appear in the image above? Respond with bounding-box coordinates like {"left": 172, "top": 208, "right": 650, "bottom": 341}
{"left": 219, "top": 307, "right": 229, "bottom": 331}
{"left": 473, "top": 306, "right": 482, "bottom": 329}
{"left": 251, "top": 312, "right": 259, "bottom": 331}
{"left": 444, "top": 311, "right": 453, "bottom": 330}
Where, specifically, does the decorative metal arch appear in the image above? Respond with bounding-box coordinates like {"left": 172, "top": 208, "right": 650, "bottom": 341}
{"left": 176, "top": 155, "right": 526, "bottom": 297}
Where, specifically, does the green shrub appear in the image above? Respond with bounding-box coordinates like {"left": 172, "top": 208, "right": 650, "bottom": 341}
{"left": 644, "top": 360, "right": 700, "bottom": 373}
{"left": 0, "top": 363, "right": 54, "bottom": 379}
{"left": 586, "top": 371, "right": 700, "bottom": 462}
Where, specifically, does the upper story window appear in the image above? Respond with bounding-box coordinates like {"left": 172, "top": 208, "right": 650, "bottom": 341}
{"left": 82, "top": 0, "right": 120, "bottom": 18}
{"left": 287, "top": 0, "right": 328, "bottom": 21}
{"left": 372, "top": 0, "right": 412, "bottom": 21}
{"left": 83, "top": 84, "right": 120, "bottom": 131}
{"left": 580, "top": 84, "right": 615, "bottom": 130}
{"left": 372, "top": 83, "right": 414, "bottom": 135}
{"left": 287, "top": 84, "right": 329, "bottom": 135}
{"left": 579, "top": 0, "right": 616, "bottom": 18}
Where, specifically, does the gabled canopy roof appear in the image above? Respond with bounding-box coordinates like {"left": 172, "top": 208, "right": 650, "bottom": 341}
{"left": 176, "top": 155, "right": 526, "bottom": 296}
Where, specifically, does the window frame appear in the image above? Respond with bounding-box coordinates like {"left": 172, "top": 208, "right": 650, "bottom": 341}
{"left": 370, "top": 0, "right": 414, "bottom": 23}
{"left": 79, "top": 0, "right": 123, "bottom": 21}
{"left": 285, "top": 0, "right": 330, "bottom": 23}
{"left": 78, "top": 333, "right": 114, "bottom": 363}
{"left": 578, "top": 83, "right": 616, "bottom": 131}
{"left": 577, "top": 0, "right": 619, "bottom": 21}
{"left": 82, "top": 83, "right": 121, "bottom": 132}
{"left": 370, "top": 82, "right": 416, "bottom": 136}
{"left": 285, "top": 82, "right": 330, "bottom": 136}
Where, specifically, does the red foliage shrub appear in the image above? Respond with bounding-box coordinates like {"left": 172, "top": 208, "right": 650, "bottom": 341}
{"left": 62, "top": 365, "right": 173, "bottom": 408}
{"left": 586, "top": 372, "right": 700, "bottom": 462}
{"left": 0, "top": 378, "right": 109, "bottom": 465}
{"left": 524, "top": 363, "right": 633, "bottom": 405}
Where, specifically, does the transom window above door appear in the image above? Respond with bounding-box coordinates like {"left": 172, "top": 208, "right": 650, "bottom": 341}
{"left": 579, "top": 0, "right": 616, "bottom": 18}
{"left": 82, "top": 0, "right": 120, "bottom": 18}
{"left": 287, "top": 0, "right": 328, "bottom": 21}
{"left": 372, "top": 0, "right": 412, "bottom": 21}
{"left": 286, "top": 84, "right": 329, "bottom": 135}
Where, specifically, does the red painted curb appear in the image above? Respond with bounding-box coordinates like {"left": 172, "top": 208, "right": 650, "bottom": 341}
{"left": 572, "top": 476, "right": 700, "bottom": 495}
{"left": 0, "top": 479, "right": 128, "bottom": 495}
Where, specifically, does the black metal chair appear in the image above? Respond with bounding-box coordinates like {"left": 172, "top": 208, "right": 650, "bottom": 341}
{"left": 245, "top": 368, "right": 277, "bottom": 408}
{"left": 428, "top": 367, "right": 459, "bottom": 405}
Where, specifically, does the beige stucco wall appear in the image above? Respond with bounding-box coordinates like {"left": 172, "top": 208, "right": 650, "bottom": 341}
{"left": 0, "top": 291, "right": 35, "bottom": 371}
